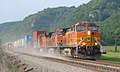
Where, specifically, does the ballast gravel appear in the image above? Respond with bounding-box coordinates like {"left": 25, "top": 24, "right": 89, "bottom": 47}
{"left": 14, "top": 53, "right": 95, "bottom": 72}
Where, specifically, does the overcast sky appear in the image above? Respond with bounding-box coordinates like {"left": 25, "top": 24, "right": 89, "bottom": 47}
{"left": 0, "top": 0, "right": 90, "bottom": 23}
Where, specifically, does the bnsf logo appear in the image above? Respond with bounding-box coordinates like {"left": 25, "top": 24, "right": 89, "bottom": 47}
{"left": 86, "top": 36, "right": 95, "bottom": 41}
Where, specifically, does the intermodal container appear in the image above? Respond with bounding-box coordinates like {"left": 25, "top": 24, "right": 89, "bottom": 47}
{"left": 24, "top": 35, "right": 33, "bottom": 48}
{"left": 33, "top": 31, "right": 46, "bottom": 48}
{"left": 33, "top": 31, "right": 46, "bottom": 42}
{"left": 24, "top": 35, "right": 33, "bottom": 42}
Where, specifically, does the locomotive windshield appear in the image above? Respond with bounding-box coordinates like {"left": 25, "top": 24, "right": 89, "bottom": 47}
{"left": 88, "top": 26, "right": 98, "bottom": 31}
{"left": 76, "top": 26, "right": 86, "bottom": 31}
{"left": 66, "top": 28, "right": 72, "bottom": 32}
{"left": 57, "top": 31, "right": 62, "bottom": 35}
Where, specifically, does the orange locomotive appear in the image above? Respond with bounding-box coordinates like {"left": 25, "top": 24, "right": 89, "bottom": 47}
{"left": 38, "top": 21, "right": 101, "bottom": 59}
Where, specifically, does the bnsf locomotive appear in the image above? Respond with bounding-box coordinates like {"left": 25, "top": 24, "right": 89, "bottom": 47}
{"left": 37, "top": 21, "right": 101, "bottom": 59}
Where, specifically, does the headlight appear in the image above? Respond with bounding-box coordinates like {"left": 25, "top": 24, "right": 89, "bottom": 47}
{"left": 88, "top": 31, "right": 90, "bottom": 35}
{"left": 8, "top": 44, "right": 11, "bottom": 47}
{"left": 82, "top": 42, "right": 86, "bottom": 45}
{"left": 95, "top": 42, "right": 98, "bottom": 45}
{"left": 8, "top": 45, "right": 11, "bottom": 47}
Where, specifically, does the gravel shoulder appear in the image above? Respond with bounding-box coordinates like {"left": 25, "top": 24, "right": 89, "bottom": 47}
{"left": 10, "top": 51, "right": 95, "bottom": 72}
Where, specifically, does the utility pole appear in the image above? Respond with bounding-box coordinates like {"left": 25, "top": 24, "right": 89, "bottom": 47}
{"left": 114, "top": 28, "right": 119, "bottom": 53}
{"left": 115, "top": 37, "right": 117, "bottom": 52}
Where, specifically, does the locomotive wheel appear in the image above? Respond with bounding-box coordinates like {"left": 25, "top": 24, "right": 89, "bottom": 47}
{"left": 59, "top": 48, "right": 71, "bottom": 56}
{"left": 54, "top": 47, "right": 67, "bottom": 56}
{"left": 71, "top": 48, "right": 77, "bottom": 58}
{"left": 54, "top": 47, "right": 61, "bottom": 55}
{"left": 48, "top": 48, "right": 54, "bottom": 54}
{"left": 59, "top": 50, "right": 65, "bottom": 56}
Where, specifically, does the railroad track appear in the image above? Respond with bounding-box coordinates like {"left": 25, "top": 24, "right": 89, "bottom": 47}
{"left": 11, "top": 50, "right": 120, "bottom": 72}
{"left": 66, "top": 57, "right": 120, "bottom": 67}
{"left": 96, "top": 60, "right": 120, "bottom": 67}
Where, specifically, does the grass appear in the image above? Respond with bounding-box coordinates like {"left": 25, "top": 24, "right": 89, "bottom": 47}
{"left": 101, "top": 49, "right": 120, "bottom": 62}
{"left": 102, "top": 46, "right": 120, "bottom": 51}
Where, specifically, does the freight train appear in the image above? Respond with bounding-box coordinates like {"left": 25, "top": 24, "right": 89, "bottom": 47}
{"left": 7, "top": 21, "right": 102, "bottom": 59}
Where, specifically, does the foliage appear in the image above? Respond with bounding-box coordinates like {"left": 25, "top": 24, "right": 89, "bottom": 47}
{"left": 101, "top": 56, "right": 120, "bottom": 62}
{"left": 101, "top": 50, "right": 120, "bottom": 62}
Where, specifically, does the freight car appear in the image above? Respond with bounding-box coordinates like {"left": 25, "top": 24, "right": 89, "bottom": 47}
{"left": 37, "top": 21, "right": 101, "bottom": 59}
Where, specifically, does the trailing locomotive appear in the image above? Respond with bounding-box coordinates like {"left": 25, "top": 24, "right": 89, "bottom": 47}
{"left": 37, "top": 21, "right": 101, "bottom": 59}
{"left": 6, "top": 43, "right": 14, "bottom": 50}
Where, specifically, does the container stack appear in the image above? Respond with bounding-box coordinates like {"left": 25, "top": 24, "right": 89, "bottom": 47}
{"left": 33, "top": 31, "right": 46, "bottom": 48}
{"left": 24, "top": 35, "right": 33, "bottom": 48}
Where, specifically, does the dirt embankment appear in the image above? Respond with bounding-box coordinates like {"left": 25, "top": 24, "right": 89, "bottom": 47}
{"left": 0, "top": 39, "right": 23, "bottom": 72}
{"left": 0, "top": 46, "right": 10, "bottom": 72}
{"left": 0, "top": 49, "right": 33, "bottom": 72}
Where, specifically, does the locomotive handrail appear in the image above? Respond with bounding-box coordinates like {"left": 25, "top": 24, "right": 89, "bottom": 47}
{"left": 76, "top": 38, "right": 85, "bottom": 56}
{"left": 95, "top": 37, "right": 102, "bottom": 49}
{"left": 77, "top": 38, "right": 85, "bottom": 46}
